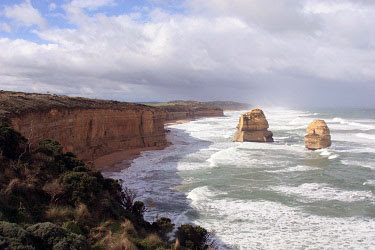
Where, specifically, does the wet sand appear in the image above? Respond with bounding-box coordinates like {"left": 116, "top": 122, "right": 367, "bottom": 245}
{"left": 94, "top": 119, "right": 192, "bottom": 172}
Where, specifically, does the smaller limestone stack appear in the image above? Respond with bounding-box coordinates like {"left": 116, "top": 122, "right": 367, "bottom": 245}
{"left": 233, "top": 109, "right": 274, "bottom": 142}
{"left": 304, "top": 120, "right": 331, "bottom": 150}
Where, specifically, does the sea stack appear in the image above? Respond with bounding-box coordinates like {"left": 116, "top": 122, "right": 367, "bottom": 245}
{"left": 233, "top": 109, "right": 274, "bottom": 142}
{"left": 304, "top": 120, "right": 331, "bottom": 150}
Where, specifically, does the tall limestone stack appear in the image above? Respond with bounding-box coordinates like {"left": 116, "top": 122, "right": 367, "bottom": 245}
{"left": 304, "top": 120, "right": 331, "bottom": 150}
{"left": 233, "top": 109, "right": 274, "bottom": 142}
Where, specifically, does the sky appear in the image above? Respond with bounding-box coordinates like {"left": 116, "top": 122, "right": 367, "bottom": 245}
{"left": 0, "top": 0, "right": 374, "bottom": 107}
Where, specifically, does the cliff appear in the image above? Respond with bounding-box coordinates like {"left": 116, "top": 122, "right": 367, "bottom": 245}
{"left": 150, "top": 101, "right": 224, "bottom": 121}
{"left": 205, "top": 101, "right": 251, "bottom": 111}
{"left": 0, "top": 91, "right": 167, "bottom": 166}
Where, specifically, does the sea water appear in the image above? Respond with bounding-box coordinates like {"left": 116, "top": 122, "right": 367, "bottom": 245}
{"left": 104, "top": 108, "right": 375, "bottom": 249}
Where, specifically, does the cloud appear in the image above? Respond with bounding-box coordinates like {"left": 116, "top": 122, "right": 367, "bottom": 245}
{"left": 187, "top": 0, "right": 320, "bottom": 33}
{"left": 0, "top": 22, "right": 11, "bottom": 32}
{"left": 0, "top": 0, "right": 374, "bottom": 106}
{"left": 49, "top": 3, "right": 57, "bottom": 11}
{"left": 69, "top": 0, "right": 115, "bottom": 10}
{"left": 4, "top": 0, "right": 47, "bottom": 29}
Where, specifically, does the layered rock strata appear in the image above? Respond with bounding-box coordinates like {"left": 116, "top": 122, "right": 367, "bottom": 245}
{"left": 233, "top": 109, "right": 274, "bottom": 142}
{"left": 0, "top": 91, "right": 167, "bottom": 164}
{"left": 304, "top": 120, "right": 331, "bottom": 150}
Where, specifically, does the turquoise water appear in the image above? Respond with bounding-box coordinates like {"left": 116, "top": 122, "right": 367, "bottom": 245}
{"left": 105, "top": 108, "right": 375, "bottom": 249}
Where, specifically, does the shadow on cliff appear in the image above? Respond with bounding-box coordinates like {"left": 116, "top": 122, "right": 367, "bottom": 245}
{"left": 103, "top": 127, "right": 231, "bottom": 249}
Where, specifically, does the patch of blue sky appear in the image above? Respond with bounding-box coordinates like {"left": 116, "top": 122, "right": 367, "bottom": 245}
{"left": 0, "top": 0, "right": 186, "bottom": 43}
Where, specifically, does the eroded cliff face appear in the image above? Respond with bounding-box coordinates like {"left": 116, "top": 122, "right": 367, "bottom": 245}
{"left": 1, "top": 91, "right": 167, "bottom": 165}
{"left": 11, "top": 108, "right": 166, "bottom": 162}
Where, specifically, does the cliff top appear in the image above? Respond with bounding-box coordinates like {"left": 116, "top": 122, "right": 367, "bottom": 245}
{"left": 165, "top": 100, "right": 251, "bottom": 111}
{"left": 0, "top": 91, "right": 156, "bottom": 118}
{"left": 149, "top": 100, "right": 222, "bottom": 112}
{"left": 148, "top": 100, "right": 250, "bottom": 112}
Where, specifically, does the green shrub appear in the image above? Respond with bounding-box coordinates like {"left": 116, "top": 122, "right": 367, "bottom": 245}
{"left": 60, "top": 171, "right": 101, "bottom": 205}
{"left": 0, "top": 221, "right": 35, "bottom": 250}
{"left": 0, "top": 123, "right": 27, "bottom": 160}
{"left": 27, "top": 222, "right": 89, "bottom": 250}
{"left": 39, "top": 141, "right": 85, "bottom": 176}
{"left": 63, "top": 221, "right": 83, "bottom": 235}
{"left": 139, "top": 233, "right": 163, "bottom": 250}
{"left": 153, "top": 217, "right": 174, "bottom": 239}
{"left": 132, "top": 201, "right": 146, "bottom": 218}
{"left": 175, "top": 224, "right": 209, "bottom": 250}
{"left": 38, "top": 139, "right": 63, "bottom": 157}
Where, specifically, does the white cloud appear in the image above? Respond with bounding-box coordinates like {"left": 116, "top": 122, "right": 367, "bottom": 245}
{"left": 4, "top": 0, "right": 46, "bottom": 29}
{"left": 70, "top": 0, "right": 115, "bottom": 10}
{"left": 0, "top": 22, "right": 11, "bottom": 33}
{"left": 0, "top": 0, "right": 374, "bottom": 106}
{"left": 49, "top": 3, "right": 57, "bottom": 11}
{"left": 187, "top": 0, "right": 320, "bottom": 32}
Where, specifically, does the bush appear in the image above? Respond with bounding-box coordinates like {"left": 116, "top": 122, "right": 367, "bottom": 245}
{"left": 45, "top": 206, "right": 74, "bottom": 223}
{"left": 74, "top": 203, "right": 92, "bottom": 228}
{"left": 63, "top": 221, "right": 83, "bottom": 235}
{"left": 153, "top": 217, "right": 174, "bottom": 239}
{"left": 3, "top": 178, "right": 49, "bottom": 223}
{"left": 27, "top": 222, "right": 89, "bottom": 250}
{"left": 102, "top": 233, "right": 138, "bottom": 250}
{"left": 60, "top": 172, "right": 101, "bottom": 205}
{"left": 0, "top": 221, "right": 35, "bottom": 250}
{"left": 121, "top": 220, "right": 137, "bottom": 237}
{"left": 132, "top": 201, "right": 146, "bottom": 218}
{"left": 140, "top": 233, "right": 163, "bottom": 249}
{"left": 0, "top": 123, "right": 27, "bottom": 160}
{"left": 37, "top": 139, "right": 63, "bottom": 157}
{"left": 39, "top": 141, "right": 85, "bottom": 176}
{"left": 175, "top": 224, "right": 209, "bottom": 250}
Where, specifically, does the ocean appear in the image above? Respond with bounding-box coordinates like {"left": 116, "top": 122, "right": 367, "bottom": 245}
{"left": 104, "top": 108, "right": 375, "bottom": 249}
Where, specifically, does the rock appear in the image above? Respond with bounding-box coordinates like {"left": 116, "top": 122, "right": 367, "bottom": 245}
{"left": 304, "top": 120, "right": 331, "bottom": 150}
{"left": 233, "top": 109, "right": 274, "bottom": 142}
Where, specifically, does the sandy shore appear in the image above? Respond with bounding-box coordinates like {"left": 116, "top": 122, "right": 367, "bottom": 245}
{"left": 164, "top": 119, "right": 192, "bottom": 126}
{"left": 93, "top": 146, "right": 167, "bottom": 172}
{"left": 94, "top": 119, "right": 192, "bottom": 172}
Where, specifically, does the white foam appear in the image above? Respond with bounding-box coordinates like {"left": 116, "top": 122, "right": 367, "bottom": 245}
{"left": 331, "top": 117, "right": 375, "bottom": 130}
{"left": 341, "top": 160, "right": 375, "bottom": 170}
{"left": 267, "top": 165, "right": 318, "bottom": 173}
{"left": 319, "top": 149, "right": 332, "bottom": 156}
{"left": 356, "top": 133, "right": 375, "bottom": 140}
{"left": 328, "top": 154, "right": 339, "bottom": 159}
{"left": 187, "top": 189, "right": 375, "bottom": 249}
{"left": 271, "top": 183, "right": 374, "bottom": 203}
{"left": 363, "top": 180, "right": 375, "bottom": 186}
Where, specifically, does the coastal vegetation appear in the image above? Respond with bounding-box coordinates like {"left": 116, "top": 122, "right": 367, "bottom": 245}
{"left": 0, "top": 121, "right": 214, "bottom": 250}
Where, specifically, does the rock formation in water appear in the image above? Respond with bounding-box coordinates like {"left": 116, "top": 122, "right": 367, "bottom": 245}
{"left": 0, "top": 91, "right": 167, "bottom": 166}
{"left": 304, "top": 120, "right": 331, "bottom": 150}
{"left": 233, "top": 109, "right": 274, "bottom": 142}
